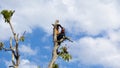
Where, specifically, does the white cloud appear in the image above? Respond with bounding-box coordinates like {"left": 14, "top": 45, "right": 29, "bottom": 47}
{"left": 69, "top": 31, "right": 120, "bottom": 68}
{"left": 5, "top": 59, "right": 38, "bottom": 68}
{"left": 0, "top": 0, "right": 119, "bottom": 39}
{"left": 19, "top": 45, "right": 37, "bottom": 56}
{"left": 19, "top": 59, "right": 38, "bottom": 68}
{"left": 0, "top": 0, "right": 120, "bottom": 38}
{"left": 44, "top": 46, "right": 51, "bottom": 50}
{"left": 107, "top": 30, "right": 120, "bottom": 43}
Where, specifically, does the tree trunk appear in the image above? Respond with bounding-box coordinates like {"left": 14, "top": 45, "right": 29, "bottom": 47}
{"left": 8, "top": 22, "right": 16, "bottom": 40}
{"left": 48, "top": 22, "right": 59, "bottom": 68}
{"left": 16, "top": 66, "right": 18, "bottom": 68}
{"left": 8, "top": 22, "right": 20, "bottom": 68}
{"left": 48, "top": 43, "right": 59, "bottom": 68}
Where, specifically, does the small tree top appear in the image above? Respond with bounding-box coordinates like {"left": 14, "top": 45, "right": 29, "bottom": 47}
{"left": 1, "top": 10, "right": 15, "bottom": 23}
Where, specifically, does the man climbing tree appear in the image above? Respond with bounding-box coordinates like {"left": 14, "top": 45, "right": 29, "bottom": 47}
{"left": 55, "top": 20, "right": 72, "bottom": 45}
{"left": 54, "top": 20, "right": 62, "bottom": 36}
{"left": 48, "top": 20, "right": 73, "bottom": 68}
{"left": 54, "top": 20, "right": 65, "bottom": 45}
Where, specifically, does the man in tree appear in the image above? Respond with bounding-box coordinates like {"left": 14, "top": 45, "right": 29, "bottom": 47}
{"left": 57, "top": 27, "right": 65, "bottom": 45}
{"left": 54, "top": 20, "right": 65, "bottom": 45}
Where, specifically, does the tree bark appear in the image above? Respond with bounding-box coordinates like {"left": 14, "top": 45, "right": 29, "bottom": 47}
{"left": 48, "top": 22, "right": 59, "bottom": 68}
{"left": 8, "top": 22, "right": 16, "bottom": 42}
{"left": 8, "top": 22, "right": 19, "bottom": 68}
{"left": 48, "top": 43, "right": 59, "bottom": 68}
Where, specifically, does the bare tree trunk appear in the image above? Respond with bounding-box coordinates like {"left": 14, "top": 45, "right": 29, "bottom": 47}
{"left": 48, "top": 43, "right": 59, "bottom": 68}
{"left": 48, "top": 22, "right": 59, "bottom": 68}
{"left": 8, "top": 22, "right": 20, "bottom": 68}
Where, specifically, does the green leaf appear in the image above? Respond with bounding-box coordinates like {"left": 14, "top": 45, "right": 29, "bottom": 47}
{"left": 52, "top": 63, "right": 59, "bottom": 68}
{"left": 58, "top": 46, "right": 72, "bottom": 62}
{"left": 1, "top": 10, "right": 15, "bottom": 23}
{"left": 0, "top": 42, "right": 4, "bottom": 50}
{"left": 19, "top": 36, "right": 25, "bottom": 42}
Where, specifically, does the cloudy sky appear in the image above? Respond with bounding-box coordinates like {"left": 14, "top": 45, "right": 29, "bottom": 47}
{"left": 0, "top": 0, "right": 120, "bottom": 68}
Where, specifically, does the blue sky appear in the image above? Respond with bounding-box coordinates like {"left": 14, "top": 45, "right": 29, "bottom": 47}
{"left": 0, "top": 0, "right": 120, "bottom": 68}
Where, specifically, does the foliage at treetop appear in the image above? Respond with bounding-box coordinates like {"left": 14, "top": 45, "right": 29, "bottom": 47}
{"left": 1, "top": 10, "right": 15, "bottom": 23}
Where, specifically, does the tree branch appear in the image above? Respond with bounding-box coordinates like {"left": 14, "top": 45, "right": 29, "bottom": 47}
{"left": 59, "top": 36, "right": 73, "bottom": 43}
{"left": 3, "top": 48, "right": 12, "bottom": 51}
